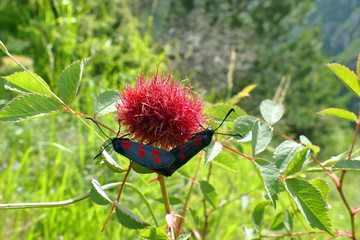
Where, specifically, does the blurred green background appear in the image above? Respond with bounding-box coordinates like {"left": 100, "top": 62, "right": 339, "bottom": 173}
{"left": 1, "top": 0, "right": 359, "bottom": 239}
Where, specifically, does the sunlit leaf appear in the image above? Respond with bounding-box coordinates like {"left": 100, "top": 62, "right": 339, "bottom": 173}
{"left": 274, "top": 140, "right": 303, "bottom": 173}
{"left": 252, "top": 201, "right": 269, "bottom": 231}
{"left": 205, "top": 141, "right": 222, "bottom": 166}
{"left": 285, "top": 178, "right": 333, "bottom": 235}
{"left": 259, "top": 99, "right": 284, "bottom": 125}
{"left": 138, "top": 228, "right": 170, "bottom": 240}
{"left": 333, "top": 159, "right": 360, "bottom": 171}
{"left": 252, "top": 120, "right": 273, "bottom": 155}
{"left": 58, "top": 60, "right": 86, "bottom": 104}
{"left": 94, "top": 89, "right": 121, "bottom": 116}
{"left": 327, "top": 63, "right": 360, "bottom": 97}
{"left": 3, "top": 71, "right": 51, "bottom": 95}
{"left": 0, "top": 93, "right": 62, "bottom": 122}
{"left": 318, "top": 108, "right": 357, "bottom": 122}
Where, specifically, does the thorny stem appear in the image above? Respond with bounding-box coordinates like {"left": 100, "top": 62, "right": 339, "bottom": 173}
{"left": 101, "top": 162, "right": 134, "bottom": 232}
{"left": 176, "top": 154, "right": 202, "bottom": 236}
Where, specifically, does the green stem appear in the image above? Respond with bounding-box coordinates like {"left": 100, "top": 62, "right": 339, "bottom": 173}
{"left": 158, "top": 174, "right": 171, "bottom": 213}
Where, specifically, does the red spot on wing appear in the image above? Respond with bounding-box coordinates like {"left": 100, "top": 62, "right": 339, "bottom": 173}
{"left": 138, "top": 145, "right": 145, "bottom": 150}
{"left": 121, "top": 141, "right": 132, "bottom": 149}
{"left": 151, "top": 150, "right": 160, "bottom": 156}
{"left": 138, "top": 151, "right": 145, "bottom": 158}
{"left": 193, "top": 136, "right": 202, "bottom": 146}
{"left": 179, "top": 153, "right": 185, "bottom": 160}
{"left": 154, "top": 157, "right": 162, "bottom": 164}
{"left": 180, "top": 145, "right": 186, "bottom": 152}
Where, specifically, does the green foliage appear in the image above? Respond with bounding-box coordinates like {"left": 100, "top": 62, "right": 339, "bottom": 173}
{"left": 1, "top": 2, "right": 360, "bottom": 239}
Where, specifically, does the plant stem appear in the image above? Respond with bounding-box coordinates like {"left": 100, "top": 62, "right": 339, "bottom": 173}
{"left": 158, "top": 174, "right": 171, "bottom": 213}
{"left": 101, "top": 162, "right": 133, "bottom": 232}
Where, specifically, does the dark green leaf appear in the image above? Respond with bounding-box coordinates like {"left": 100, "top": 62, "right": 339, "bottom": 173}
{"left": 115, "top": 202, "right": 150, "bottom": 229}
{"left": 154, "top": 197, "right": 183, "bottom": 205}
{"left": 254, "top": 159, "right": 280, "bottom": 208}
{"left": 199, "top": 181, "right": 218, "bottom": 208}
{"left": 259, "top": 99, "right": 284, "bottom": 125}
{"left": 270, "top": 212, "right": 285, "bottom": 230}
{"left": 252, "top": 201, "right": 268, "bottom": 231}
{"left": 138, "top": 228, "right": 170, "bottom": 240}
{"left": 252, "top": 120, "right": 273, "bottom": 155}
{"left": 90, "top": 179, "right": 111, "bottom": 205}
{"left": 284, "top": 178, "right": 333, "bottom": 235}
{"left": 283, "top": 210, "right": 293, "bottom": 231}
{"left": 189, "top": 208, "right": 200, "bottom": 226}
{"left": 333, "top": 160, "right": 360, "bottom": 171}
{"left": 274, "top": 140, "right": 303, "bottom": 173}
{"left": 58, "top": 60, "right": 86, "bottom": 104}
{"left": 205, "top": 141, "right": 222, "bottom": 166}
{"left": 3, "top": 71, "right": 52, "bottom": 95}
{"left": 0, "top": 93, "right": 62, "bottom": 122}
{"left": 326, "top": 63, "right": 360, "bottom": 97}
{"left": 318, "top": 108, "right": 357, "bottom": 122}
{"left": 284, "top": 148, "right": 310, "bottom": 176}
{"left": 94, "top": 89, "right": 121, "bottom": 116}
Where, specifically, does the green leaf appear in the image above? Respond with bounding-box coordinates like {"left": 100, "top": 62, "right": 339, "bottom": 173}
{"left": 94, "top": 89, "right": 121, "bottom": 116}
{"left": 58, "top": 60, "right": 86, "bottom": 104}
{"left": 190, "top": 208, "right": 200, "bottom": 226}
{"left": 318, "top": 108, "right": 357, "bottom": 122}
{"left": 138, "top": 228, "right": 170, "bottom": 240}
{"left": 90, "top": 179, "right": 111, "bottom": 205}
{"left": 0, "top": 93, "right": 62, "bottom": 122}
{"left": 284, "top": 178, "right": 333, "bottom": 235}
{"left": 252, "top": 201, "right": 269, "bottom": 231}
{"left": 205, "top": 141, "right": 222, "bottom": 166}
{"left": 178, "top": 234, "right": 192, "bottom": 240}
{"left": 102, "top": 148, "right": 125, "bottom": 173}
{"left": 283, "top": 210, "right": 293, "bottom": 231}
{"left": 254, "top": 159, "right": 280, "bottom": 208}
{"left": 252, "top": 120, "right": 273, "bottom": 155}
{"left": 3, "top": 71, "right": 51, "bottom": 96}
{"left": 333, "top": 160, "right": 360, "bottom": 171}
{"left": 199, "top": 181, "right": 218, "bottom": 208}
{"left": 242, "top": 227, "right": 257, "bottom": 240}
{"left": 300, "top": 135, "right": 320, "bottom": 155}
{"left": 310, "top": 179, "right": 329, "bottom": 199}
{"left": 206, "top": 104, "right": 246, "bottom": 122}
{"left": 114, "top": 202, "right": 150, "bottom": 229}
{"left": 274, "top": 140, "right": 303, "bottom": 173}
{"left": 259, "top": 99, "right": 284, "bottom": 125}
{"left": 241, "top": 195, "right": 250, "bottom": 210}
{"left": 234, "top": 115, "right": 258, "bottom": 142}
{"left": 212, "top": 152, "right": 239, "bottom": 172}
{"left": 327, "top": 63, "right": 360, "bottom": 97}
{"left": 270, "top": 212, "right": 285, "bottom": 230}
{"left": 154, "top": 197, "right": 183, "bottom": 205}
{"left": 284, "top": 148, "right": 310, "bottom": 176}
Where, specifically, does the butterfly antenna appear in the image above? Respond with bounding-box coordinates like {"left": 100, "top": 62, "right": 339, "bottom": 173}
{"left": 213, "top": 108, "right": 235, "bottom": 132}
{"left": 194, "top": 112, "right": 206, "bottom": 130}
{"left": 93, "top": 141, "right": 113, "bottom": 160}
{"left": 85, "top": 117, "right": 112, "bottom": 139}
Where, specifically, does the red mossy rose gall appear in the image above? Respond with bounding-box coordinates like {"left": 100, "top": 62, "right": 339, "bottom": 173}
{"left": 115, "top": 72, "right": 206, "bottom": 149}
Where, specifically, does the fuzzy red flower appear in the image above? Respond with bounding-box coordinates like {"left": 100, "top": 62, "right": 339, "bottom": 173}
{"left": 115, "top": 72, "right": 206, "bottom": 149}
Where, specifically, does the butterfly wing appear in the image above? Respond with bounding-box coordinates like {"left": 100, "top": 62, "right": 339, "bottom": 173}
{"left": 158, "top": 132, "right": 214, "bottom": 176}
{"left": 112, "top": 139, "right": 175, "bottom": 169}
